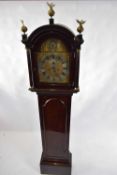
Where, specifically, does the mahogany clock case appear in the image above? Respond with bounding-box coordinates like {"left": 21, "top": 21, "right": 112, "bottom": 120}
{"left": 22, "top": 20, "right": 84, "bottom": 175}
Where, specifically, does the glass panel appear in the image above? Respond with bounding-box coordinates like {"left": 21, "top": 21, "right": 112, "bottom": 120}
{"left": 36, "top": 38, "right": 70, "bottom": 84}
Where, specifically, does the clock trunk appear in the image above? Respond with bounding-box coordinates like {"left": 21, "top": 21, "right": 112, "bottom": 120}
{"left": 37, "top": 94, "right": 72, "bottom": 175}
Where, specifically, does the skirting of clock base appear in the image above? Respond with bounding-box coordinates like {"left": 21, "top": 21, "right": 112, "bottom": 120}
{"left": 40, "top": 153, "right": 72, "bottom": 175}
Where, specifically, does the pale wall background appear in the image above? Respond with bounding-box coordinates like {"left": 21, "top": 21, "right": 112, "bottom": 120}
{"left": 0, "top": 1, "right": 117, "bottom": 175}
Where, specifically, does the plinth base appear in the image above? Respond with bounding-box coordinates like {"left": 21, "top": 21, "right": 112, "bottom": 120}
{"left": 40, "top": 153, "right": 72, "bottom": 175}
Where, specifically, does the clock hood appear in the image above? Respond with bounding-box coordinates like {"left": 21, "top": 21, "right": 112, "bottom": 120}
{"left": 25, "top": 24, "right": 75, "bottom": 49}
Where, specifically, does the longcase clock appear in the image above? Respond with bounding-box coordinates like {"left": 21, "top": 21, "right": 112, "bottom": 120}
{"left": 21, "top": 3, "right": 85, "bottom": 175}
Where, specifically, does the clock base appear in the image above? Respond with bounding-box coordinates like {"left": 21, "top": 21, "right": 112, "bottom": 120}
{"left": 40, "top": 153, "right": 72, "bottom": 175}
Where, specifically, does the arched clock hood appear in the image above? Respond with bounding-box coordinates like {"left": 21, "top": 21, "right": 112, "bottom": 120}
{"left": 24, "top": 24, "right": 75, "bottom": 50}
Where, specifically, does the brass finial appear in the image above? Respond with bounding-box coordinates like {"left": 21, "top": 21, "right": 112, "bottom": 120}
{"left": 47, "top": 2, "right": 55, "bottom": 17}
{"left": 20, "top": 20, "right": 28, "bottom": 33}
{"left": 76, "top": 20, "right": 85, "bottom": 33}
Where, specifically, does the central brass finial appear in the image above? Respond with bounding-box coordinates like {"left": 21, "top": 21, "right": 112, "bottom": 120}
{"left": 47, "top": 2, "right": 55, "bottom": 17}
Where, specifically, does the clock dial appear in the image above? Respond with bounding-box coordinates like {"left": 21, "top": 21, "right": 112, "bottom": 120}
{"left": 36, "top": 38, "right": 70, "bottom": 84}
{"left": 39, "top": 54, "right": 69, "bottom": 83}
